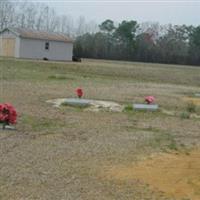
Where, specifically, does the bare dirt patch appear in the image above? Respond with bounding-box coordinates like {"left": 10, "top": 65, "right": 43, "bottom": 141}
{"left": 183, "top": 97, "right": 200, "bottom": 106}
{"left": 103, "top": 149, "right": 200, "bottom": 200}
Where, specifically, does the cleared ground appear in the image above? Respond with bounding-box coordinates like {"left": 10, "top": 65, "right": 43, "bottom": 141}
{"left": 0, "top": 58, "right": 200, "bottom": 200}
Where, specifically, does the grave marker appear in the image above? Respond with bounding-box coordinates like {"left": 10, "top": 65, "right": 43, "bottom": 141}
{"left": 133, "top": 104, "right": 159, "bottom": 111}
{"left": 62, "top": 98, "right": 92, "bottom": 107}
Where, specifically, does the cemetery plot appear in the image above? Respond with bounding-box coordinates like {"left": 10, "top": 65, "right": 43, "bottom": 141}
{"left": 1, "top": 58, "right": 200, "bottom": 200}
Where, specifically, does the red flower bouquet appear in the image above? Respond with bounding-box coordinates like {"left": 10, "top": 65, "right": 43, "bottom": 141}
{"left": 145, "top": 96, "right": 155, "bottom": 104}
{"left": 76, "top": 88, "right": 83, "bottom": 98}
{"left": 0, "top": 103, "right": 17, "bottom": 129}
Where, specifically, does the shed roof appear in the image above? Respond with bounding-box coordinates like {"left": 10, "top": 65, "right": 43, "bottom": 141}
{"left": 1, "top": 28, "right": 73, "bottom": 43}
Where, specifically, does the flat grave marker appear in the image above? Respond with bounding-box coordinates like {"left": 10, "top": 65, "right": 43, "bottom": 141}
{"left": 62, "top": 98, "right": 92, "bottom": 107}
{"left": 133, "top": 104, "right": 159, "bottom": 111}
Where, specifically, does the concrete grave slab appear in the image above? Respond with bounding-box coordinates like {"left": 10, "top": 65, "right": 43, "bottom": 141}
{"left": 62, "top": 98, "right": 92, "bottom": 107}
{"left": 195, "top": 93, "right": 200, "bottom": 97}
{"left": 133, "top": 104, "right": 159, "bottom": 111}
{"left": 47, "top": 98, "right": 124, "bottom": 112}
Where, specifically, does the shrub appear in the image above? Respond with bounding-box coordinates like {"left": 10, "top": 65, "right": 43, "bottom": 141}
{"left": 180, "top": 111, "right": 190, "bottom": 119}
{"left": 124, "top": 104, "right": 133, "bottom": 112}
{"left": 186, "top": 102, "right": 196, "bottom": 113}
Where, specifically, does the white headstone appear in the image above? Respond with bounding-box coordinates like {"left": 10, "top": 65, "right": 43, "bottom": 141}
{"left": 0, "top": 124, "right": 16, "bottom": 130}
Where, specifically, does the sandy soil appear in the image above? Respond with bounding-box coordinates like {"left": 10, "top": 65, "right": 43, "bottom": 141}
{"left": 103, "top": 149, "right": 200, "bottom": 200}
{"left": 183, "top": 97, "right": 200, "bottom": 106}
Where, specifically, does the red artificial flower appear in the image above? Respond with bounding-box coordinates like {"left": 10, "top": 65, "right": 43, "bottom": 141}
{"left": 0, "top": 103, "right": 17, "bottom": 125}
{"left": 76, "top": 88, "right": 83, "bottom": 98}
{"left": 145, "top": 96, "right": 155, "bottom": 104}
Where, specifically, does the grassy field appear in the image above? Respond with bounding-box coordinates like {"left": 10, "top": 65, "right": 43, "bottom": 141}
{"left": 0, "top": 58, "right": 200, "bottom": 200}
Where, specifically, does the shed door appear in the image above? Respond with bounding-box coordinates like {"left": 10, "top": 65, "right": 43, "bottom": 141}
{"left": 0, "top": 38, "right": 15, "bottom": 57}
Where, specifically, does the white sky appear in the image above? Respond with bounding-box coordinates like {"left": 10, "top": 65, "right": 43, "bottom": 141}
{"left": 34, "top": 0, "right": 200, "bottom": 25}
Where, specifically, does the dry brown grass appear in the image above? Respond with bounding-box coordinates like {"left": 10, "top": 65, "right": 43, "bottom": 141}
{"left": 0, "top": 57, "right": 200, "bottom": 199}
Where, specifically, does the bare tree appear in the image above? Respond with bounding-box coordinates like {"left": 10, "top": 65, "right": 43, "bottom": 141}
{"left": 0, "top": 0, "right": 98, "bottom": 36}
{"left": 48, "top": 8, "right": 59, "bottom": 32}
{"left": 0, "top": 0, "right": 15, "bottom": 29}
{"left": 60, "top": 15, "right": 74, "bottom": 36}
{"left": 35, "top": 3, "right": 46, "bottom": 30}
{"left": 76, "top": 16, "right": 86, "bottom": 36}
{"left": 86, "top": 20, "right": 99, "bottom": 34}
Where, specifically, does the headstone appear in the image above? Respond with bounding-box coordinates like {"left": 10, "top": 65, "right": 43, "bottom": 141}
{"left": 62, "top": 98, "right": 92, "bottom": 107}
{"left": 195, "top": 93, "right": 200, "bottom": 97}
{"left": 0, "top": 124, "right": 16, "bottom": 130}
{"left": 133, "top": 104, "right": 159, "bottom": 111}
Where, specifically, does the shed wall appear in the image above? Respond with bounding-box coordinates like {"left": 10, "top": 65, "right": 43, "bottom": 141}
{"left": 19, "top": 38, "right": 73, "bottom": 61}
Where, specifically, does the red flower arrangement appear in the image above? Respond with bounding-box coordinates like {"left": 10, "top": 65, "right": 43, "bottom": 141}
{"left": 76, "top": 88, "right": 83, "bottom": 98}
{"left": 145, "top": 96, "right": 155, "bottom": 104}
{"left": 0, "top": 103, "right": 17, "bottom": 129}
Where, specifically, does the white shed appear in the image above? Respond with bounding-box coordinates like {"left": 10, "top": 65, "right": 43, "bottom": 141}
{"left": 0, "top": 28, "right": 73, "bottom": 61}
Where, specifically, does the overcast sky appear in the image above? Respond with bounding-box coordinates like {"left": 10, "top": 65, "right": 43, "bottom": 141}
{"left": 44, "top": 0, "right": 200, "bottom": 25}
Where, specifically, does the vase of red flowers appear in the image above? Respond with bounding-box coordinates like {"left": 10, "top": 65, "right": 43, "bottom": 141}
{"left": 0, "top": 103, "right": 17, "bottom": 129}
{"left": 76, "top": 88, "right": 83, "bottom": 98}
{"left": 145, "top": 96, "right": 155, "bottom": 104}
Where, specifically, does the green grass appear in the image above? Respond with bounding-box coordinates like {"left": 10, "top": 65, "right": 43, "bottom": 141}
{"left": 1, "top": 58, "right": 200, "bottom": 86}
{"left": 20, "top": 114, "right": 65, "bottom": 132}
{"left": 124, "top": 124, "right": 179, "bottom": 151}
{"left": 123, "top": 104, "right": 133, "bottom": 112}
{"left": 48, "top": 74, "right": 75, "bottom": 80}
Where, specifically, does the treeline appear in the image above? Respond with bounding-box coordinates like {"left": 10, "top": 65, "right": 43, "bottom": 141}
{"left": 0, "top": 0, "right": 98, "bottom": 37}
{"left": 74, "top": 20, "right": 200, "bottom": 65}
